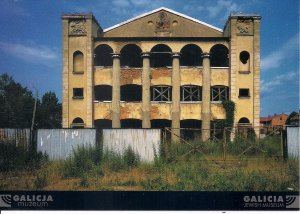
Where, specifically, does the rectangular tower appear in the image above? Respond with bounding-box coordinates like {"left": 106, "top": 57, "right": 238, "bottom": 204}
{"left": 61, "top": 14, "right": 101, "bottom": 128}
{"left": 224, "top": 13, "right": 261, "bottom": 135}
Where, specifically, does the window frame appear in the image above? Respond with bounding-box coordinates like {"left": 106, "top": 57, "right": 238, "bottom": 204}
{"left": 211, "top": 86, "right": 229, "bottom": 101}
{"left": 151, "top": 85, "right": 172, "bottom": 102}
{"left": 181, "top": 85, "right": 202, "bottom": 102}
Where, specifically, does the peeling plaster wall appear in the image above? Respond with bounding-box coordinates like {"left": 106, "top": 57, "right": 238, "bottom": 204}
{"left": 151, "top": 103, "right": 171, "bottom": 119}
{"left": 211, "top": 103, "right": 226, "bottom": 119}
{"left": 94, "top": 102, "right": 111, "bottom": 120}
{"left": 120, "top": 102, "right": 142, "bottom": 119}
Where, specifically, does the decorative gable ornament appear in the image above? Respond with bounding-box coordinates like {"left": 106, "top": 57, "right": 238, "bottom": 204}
{"left": 156, "top": 12, "right": 170, "bottom": 30}
{"left": 69, "top": 19, "right": 87, "bottom": 36}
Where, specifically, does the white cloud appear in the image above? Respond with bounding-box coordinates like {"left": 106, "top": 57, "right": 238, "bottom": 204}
{"left": 0, "top": 41, "right": 59, "bottom": 66}
{"left": 261, "top": 34, "right": 299, "bottom": 71}
{"left": 261, "top": 71, "right": 298, "bottom": 93}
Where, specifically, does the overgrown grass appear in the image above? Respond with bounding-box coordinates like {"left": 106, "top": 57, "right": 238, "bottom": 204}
{"left": 61, "top": 145, "right": 141, "bottom": 178}
{"left": 0, "top": 135, "right": 298, "bottom": 191}
{"left": 61, "top": 144, "right": 103, "bottom": 178}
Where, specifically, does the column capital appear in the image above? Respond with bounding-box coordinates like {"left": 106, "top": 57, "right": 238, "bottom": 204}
{"left": 171, "top": 52, "right": 181, "bottom": 58}
{"left": 201, "top": 52, "right": 210, "bottom": 58}
{"left": 111, "top": 53, "right": 120, "bottom": 58}
{"left": 141, "top": 52, "right": 151, "bottom": 58}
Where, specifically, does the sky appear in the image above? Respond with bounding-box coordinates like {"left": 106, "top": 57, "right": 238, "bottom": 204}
{"left": 0, "top": 0, "right": 298, "bottom": 117}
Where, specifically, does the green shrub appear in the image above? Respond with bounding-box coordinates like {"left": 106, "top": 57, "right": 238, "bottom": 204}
{"left": 123, "top": 146, "right": 140, "bottom": 169}
{"left": 62, "top": 144, "right": 102, "bottom": 178}
{"left": 0, "top": 143, "right": 48, "bottom": 172}
{"left": 102, "top": 147, "right": 140, "bottom": 171}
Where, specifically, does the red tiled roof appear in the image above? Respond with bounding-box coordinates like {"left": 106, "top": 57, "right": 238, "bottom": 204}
{"left": 260, "top": 116, "right": 273, "bottom": 122}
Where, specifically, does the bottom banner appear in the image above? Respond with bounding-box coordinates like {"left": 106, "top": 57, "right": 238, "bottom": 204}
{"left": 0, "top": 191, "right": 299, "bottom": 210}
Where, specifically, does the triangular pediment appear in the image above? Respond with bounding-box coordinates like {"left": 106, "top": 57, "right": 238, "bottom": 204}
{"left": 103, "top": 7, "right": 223, "bottom": 37}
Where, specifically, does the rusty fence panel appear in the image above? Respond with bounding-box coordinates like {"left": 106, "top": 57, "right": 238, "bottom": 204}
{"left": 286, "top": 127, "right": 299, "bottom": 158}
{"left": 102, "top": 129, "right": 161, "bottom": 162}
{"left": 37, "top": 129, "right": 96, "bottom": 160}
{"left": 0, "top": 128, "right": 31, "bottom": 150}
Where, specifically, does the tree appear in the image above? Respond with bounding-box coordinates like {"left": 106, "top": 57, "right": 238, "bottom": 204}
{"left": 0, "top": 73, "right": 62, "bottom": 128}
{"left": 0, "top": 73, "right": 35, "bottom": 128}
{"left": 37, "top": 91, "right": 62, "bottom": 128}
{"left": 285, "top": 111, "right": 299, "bottom": 125}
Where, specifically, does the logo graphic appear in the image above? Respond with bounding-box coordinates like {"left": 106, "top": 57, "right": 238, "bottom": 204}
{"left": 286, "top": 195, "right": 299, "bottom": 209}
{"left": 0, "top": 194, "right": 12, "bottom": 207}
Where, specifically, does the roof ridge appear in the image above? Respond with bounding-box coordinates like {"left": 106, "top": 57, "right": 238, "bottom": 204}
{"left": 103, "top": 7, "right": 223, "bottom": 33}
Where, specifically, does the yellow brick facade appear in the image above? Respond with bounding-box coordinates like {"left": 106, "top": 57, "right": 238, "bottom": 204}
{"left": 62, "top": 8, "right": 261, "bottom": 138}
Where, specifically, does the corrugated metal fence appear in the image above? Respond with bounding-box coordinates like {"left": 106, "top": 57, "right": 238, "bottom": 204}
{"left": 36, "top": 129, "right": 161, "bottom": 162}
{"left": 0, "top": 128, "right": 31, "bottom": 150}
{"left": 286, "top": 127, "right": 299, "bottom": 158}
{"left": 102, "top": 129, "right": 161, "bottom": 162}
{"left": 37, "top": 129, "right": 97, "bottom": 160}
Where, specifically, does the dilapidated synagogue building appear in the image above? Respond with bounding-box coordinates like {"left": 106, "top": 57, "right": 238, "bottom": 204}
{"left": 62, "top": 7, "right": 261, "bottom": 141}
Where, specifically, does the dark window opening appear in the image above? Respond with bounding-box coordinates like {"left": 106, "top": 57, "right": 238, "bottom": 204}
{"left": 73, "top": 51, "right": 84, "bottom": 73}
{"left": 151, "top": 86, "right": 172, "bottom": 101}
{"left": 120, "top": 44, "right": 142, "bottom": 67}
{"left": 94, "top": 44, "right": 113, "bottom": 66}
{"left": 71, "top": 117, "right": 84, "bottom": 128}
{"left": 239, "top": 88, "right": 250, "bottom": 98}
{"left": 121, "top": 84, "right": 142, "bottom": 102}
{"left": 238, "top": 117, "right": 250, "bottom": 124}
{"left": 211, "top": 120, "right": 225, "bottom": 140}
{"left": 181, "top": 85, "right": 201, "bottom": 101}
{"left": 240, "top": 51, "right": 250, "bottom": 64}
{"left": 121, "top": 119, "right": 142, "bottom": 128}
{"left": 211, "top": 86, "right": 229, "bottom": 101}
{"left": 150, "top": 44, "right": 172, "bottom": 68}
{"left": 94, "top": 119, "right": 112, "bottom": 129}
{"left": 210, "top": 44, "right": 229, "bottom": 67}
{"left": 180, "top": 119, "right": 201, "bottom": 140}
{"left": 94, "top": 85, "right": 112, "bottom": 101}
{"left": 180, "top": 44, "right": 202, "bottom": 66}
{"left": 73, "top": 88, "right": 84, "bottom": 99}
{"left": 151, "top": 119, "right": 171, "bottom": 128}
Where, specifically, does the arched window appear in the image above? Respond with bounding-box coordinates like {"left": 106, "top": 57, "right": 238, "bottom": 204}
{"left": 239, "top": 51, "right": 250, "bottom": 72}
{"left": 94, "top": 85, "right": 112, "bottom": 101}
{"left": 73, "top": 51, "right": 84, "bottom": 73}
{"left": 211, "top": 86, "right": 229, "bottom": 101}
{"left": 180, "top": 44, "right": 202, "bottom": 66}
{"left": 150, "top": 44, "right": 172, "bottom": 68}
{"left": 94, "top": 44, "right": 113, "bottom": 66}
{"left": 121, "top": 84, "right": 142, "bottom": 102}
{"left": 210, "top": 44, "right": 229, "bottom": 67}
{"left": 238, "top": 117, "right": 250, "bottom": 124}
{"left": 180, "top": 85, "right": 202, "bottom": 101}
{"left": 120, "top": 44, "right": 142, "bottom": 67}
{"left": 71, "top": 117, "right": 84, "bottom": 128}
